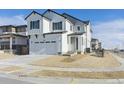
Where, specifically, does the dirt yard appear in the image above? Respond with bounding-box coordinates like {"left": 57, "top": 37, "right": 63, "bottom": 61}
{"left": 0, "top": 66, "right": 22, "bottom": 72}
{"left": 29, "top": 70, "right": 124, "bottom": 79}
{"left": 0, "top": 53, "right": 15, "bottom": 60}
{"left": 30, "top": 52, "right": 120, "bottom": 68}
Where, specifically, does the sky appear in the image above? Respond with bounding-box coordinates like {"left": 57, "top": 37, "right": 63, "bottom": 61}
{"left": 0, "top": 9, "right": 123, "bottom": 49}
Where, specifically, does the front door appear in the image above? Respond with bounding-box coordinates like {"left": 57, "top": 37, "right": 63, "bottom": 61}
{"left": 76, "top": 38, "right": 78, "bottom": 50}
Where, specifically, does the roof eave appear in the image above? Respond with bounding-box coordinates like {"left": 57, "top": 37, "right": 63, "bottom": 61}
{"left": 42, "top": 9, "right": 67, "bottom": 19}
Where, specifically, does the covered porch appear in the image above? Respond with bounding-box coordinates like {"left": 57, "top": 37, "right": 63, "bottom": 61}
{"left": 67, "top": 32, "right": 85, "bottom": 54}
{"left": 0, "top": 34, "right": 28, "bottom": 55}
{"left": 0, "top": 34, "right": 14, "bottom": 54}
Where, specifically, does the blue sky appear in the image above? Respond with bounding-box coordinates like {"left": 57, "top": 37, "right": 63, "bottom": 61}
{"left": 0, "top": 9, "right": 124, "bottom": 23}
{"left": 0, "top": 9, "right": 123, "bottom": 49}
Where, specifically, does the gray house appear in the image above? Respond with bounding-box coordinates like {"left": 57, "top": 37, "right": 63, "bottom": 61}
{"left": 0, "top": 25, "right": 28, "bottom": 55}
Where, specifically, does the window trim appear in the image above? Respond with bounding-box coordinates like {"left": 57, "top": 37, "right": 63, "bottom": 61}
{"left": 35, "top": 34, "right": 38, "bottom": 39}
{"left": 77, "top": 26, "right": 80, "bottom": 31}
{"left": 53, "top": 21, "right": 62, "bottom": 30}
{"left": 70, "top": 25, "right": 73, "bottom": 31}
{"left": 30, "top": 20, "right": 40, "bottom": 30}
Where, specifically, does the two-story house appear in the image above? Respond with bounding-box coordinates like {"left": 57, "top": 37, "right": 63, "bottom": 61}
{"left": 25, "top": 9, "right": 92, "bottom": 55}
{"left": 0, "top": 25, "right": 28, "bottom": 55}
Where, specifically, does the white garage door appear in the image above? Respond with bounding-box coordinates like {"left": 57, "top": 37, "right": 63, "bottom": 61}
{"left": 45, "top": 41, "right": 58, "bottom": 54}
{"left": 40, "top": 41, "right": 58, "bottom": 55}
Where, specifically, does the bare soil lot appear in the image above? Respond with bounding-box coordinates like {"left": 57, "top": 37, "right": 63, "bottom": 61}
{"left": 29, "top": 70, "right": 124, "bottom": 79}
{"left": 30, "top": 53, "right": 120, "bottom": 68}
{"left": 0, "top": 66, "right": 22, "bottom": 72}
{"left": 115, "top": 52, "right": 124, "bottom": 58}
{"left": 0, "top": 53, "right": 15, "bottom": 60}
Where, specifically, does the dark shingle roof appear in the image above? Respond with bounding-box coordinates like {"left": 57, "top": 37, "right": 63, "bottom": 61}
{"left": 25, "top": 9, "right": 90, "bottom": 25}
{"left": 25, "top": 11, "right": 51, "bottom": 20}
{"left": 62, "top": 13, "right": 90, "bottom": 25}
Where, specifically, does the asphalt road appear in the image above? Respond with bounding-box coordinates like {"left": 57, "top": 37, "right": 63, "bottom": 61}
{"left": 0, "top": 77, "right": 33, "bottom": 84}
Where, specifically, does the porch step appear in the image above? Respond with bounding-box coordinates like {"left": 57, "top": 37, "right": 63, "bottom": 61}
{"left": 62, "top": 52, "right": 76, "bottom": 56}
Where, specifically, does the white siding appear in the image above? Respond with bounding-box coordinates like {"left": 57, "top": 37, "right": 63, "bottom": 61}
{"left": 26, "top": 13, "right": 43, "bottom": 35}
{"left": 43, "top": 11, "right": 66, "bottom": 32}
{"left": 61, "top": 33, "right": 68, "bottom": 53}
{"left": 65, "top": 20, "right": 73, "bottom": 32}
{"left": 43, "top": 18, "right": 50, "bottom": 33}
{"left": 73, "top": 21, "right": 85, "bottom": 32}
{"left": 86, "top": 23, "right": 92, "bottom": 49}
{"left": 82, "top": 34, "right": 87, "bottom": 52}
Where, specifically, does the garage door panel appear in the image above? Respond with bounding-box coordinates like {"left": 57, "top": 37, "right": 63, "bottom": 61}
{"left": 39, "top": 41, "right": 58, "bottom": 55}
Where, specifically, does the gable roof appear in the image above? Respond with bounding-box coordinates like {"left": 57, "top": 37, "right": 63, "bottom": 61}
{"left": 25, "top": 9, "right": 90, "bottom": 25}
{"left": 42, "top": 9, "right": 67, "bottom": 19}
{"left": 62, "top": 13, "right": 90, "bottom": 25}
{"left": 25, "top": 11, "right": 51, "bottom": 20}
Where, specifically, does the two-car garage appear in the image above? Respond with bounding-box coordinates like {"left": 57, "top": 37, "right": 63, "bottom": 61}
{"left": 29, "top": 33, "right": 62, "bottom": 55}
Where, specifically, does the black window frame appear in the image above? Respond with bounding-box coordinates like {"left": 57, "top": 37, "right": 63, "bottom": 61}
{"left": 70, "top": 25, "right": 73, "bottom": 31}
{"left": 28, "top": 35, "right": 31, "bottom": 39}
{"left": 53, "top": 22, "right": 62, "bottom": 30}
{"left": 30, "top": 20, "right": 40, "bottom": 30}
{"left": 35, "top": 34, "right": 38, "bottom": 39}
{"left": 77, "top": 26, "right": 80, "bottom": 31}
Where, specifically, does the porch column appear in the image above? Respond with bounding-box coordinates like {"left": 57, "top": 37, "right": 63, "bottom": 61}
{"left": 68, "top": 36, "right": 70, "bottom": 52}
{"left": 10, "top": 37, "right": 13, "bottom": 54}
{"left": 78, "top": 36, "right": 82, "bottom": 52}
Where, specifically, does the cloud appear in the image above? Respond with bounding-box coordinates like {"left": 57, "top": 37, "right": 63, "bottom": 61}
{"left": 0, "top": 15, "right": 26, "bottom": 26}
{"left": 93, "top": 19, "right": 124, "bottom": 49}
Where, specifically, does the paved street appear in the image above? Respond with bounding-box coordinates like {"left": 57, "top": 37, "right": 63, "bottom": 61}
{"left": 0, "top": 76, "right": 33, "bottom": 84}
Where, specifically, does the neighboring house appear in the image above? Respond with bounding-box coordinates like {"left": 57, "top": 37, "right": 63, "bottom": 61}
{"left": 25, "top": 9, "right": 92, "bottom": 55}
{"left": 91, "top": 38, "right": 101, "bottom": 51}
{"left": 0, "top": 25, "right": 28, "bottom": 55}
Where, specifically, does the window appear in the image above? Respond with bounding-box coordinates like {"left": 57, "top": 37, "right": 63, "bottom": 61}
{"left": 43, "top": 34, "right": 45, "bottom": 38}
{"left": 70, "top": 25, "right": 73, "bottom": 31}
{"left": 30, "top": 20, "right": 40, "bottom": 30}
{"left": 53, "top": 22, "right": 62, "bottom": 30}
{"left": 46, "top": 41, "right": 50, "bottom": 43}
{"left": 40, "top": 41, "right": 44, "bottom": 43}
{"left": 71, "top": 37, "right": 73, "bottom": 44}
{"left": 51, "top": 41, "right": 56, "bottom": 43}
{"left": 77, "top": 26, "right": 80, "bottom": 31}
{"left": 28, "top": 35, "right": 31, "bottom": 39}
{"left": 67, "top": 37, "right": 69, "bottom": 44}
{"left": 35, "top": 42, "right": 39, "bottom": 44}
{"left": 35, "top": 34, "right": 38, "bottom": 39}
{"left": 30, "top": 21, "right": 32, "bottom": 30}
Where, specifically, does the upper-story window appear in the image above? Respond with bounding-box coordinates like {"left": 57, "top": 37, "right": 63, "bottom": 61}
{"left": 77, "top": 26, "right": 80, "bottom": 31}
{"left": 30, "top": 20, "right": 40, "bottom": 30}
{"left": 70, "top": 25, "right": 73, "bottom": 31}
{"left": 53, "top": 22, "right": 62, "bottom": 30}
